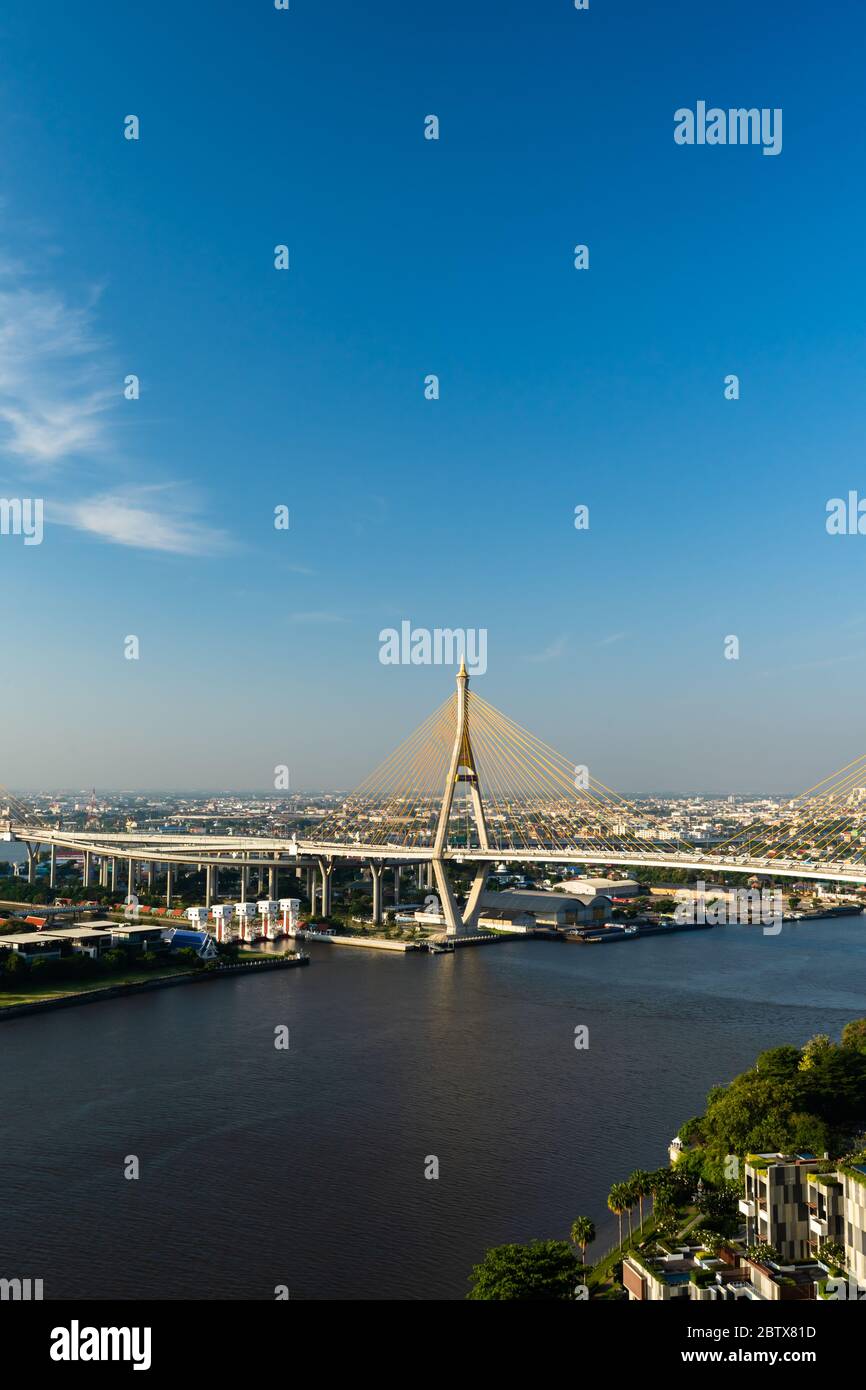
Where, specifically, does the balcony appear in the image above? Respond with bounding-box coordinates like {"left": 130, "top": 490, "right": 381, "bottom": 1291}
{"left": 739, "top": 1199, "right": 756, "bottom": 1218}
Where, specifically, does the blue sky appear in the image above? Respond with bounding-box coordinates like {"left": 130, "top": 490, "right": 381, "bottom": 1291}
{"left": 2, "top": 0, "right": 866, "bottom": 793}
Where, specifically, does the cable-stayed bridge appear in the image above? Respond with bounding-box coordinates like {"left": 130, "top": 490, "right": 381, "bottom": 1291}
{"left": 5, "top": 664, "right": 866, "bottom": 933}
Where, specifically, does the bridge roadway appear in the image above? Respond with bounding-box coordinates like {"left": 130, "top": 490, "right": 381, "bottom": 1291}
{"left": 5, "top": 824, "right": 866, "bottom": 885}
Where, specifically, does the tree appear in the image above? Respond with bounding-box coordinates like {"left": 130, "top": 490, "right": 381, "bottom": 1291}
{"left": 570, "top": 1216, "right": 596, "bottom": 1266}
{"left": 622, "top": 1182, "right": 636, "bottom": 1241}
{"left": 678, "top": 1116, "right": 705, "bottom": 1146}
{"left": 696, "top": 1181, "right": 740, "bottom": 1237}
{"left": 818, "top": 1240, "right": 846, "bottom": 1269}
{"left": 841, "top": 1019, "right": 866, "bottom": 1053}
{"left": 467, "top": 1241, "right": 579, "bottom": 1300}
{"left": 629, "top": 1170, "right": 651, "bottom": 1231}
{"left": 3, "top": 950, "right": 30, "bottom": 982}
{"left": 745, "top": 1242, "right": 779, "bottom": 1266}
{"left": 799, "top": 1034, "right": 833, "bottom": 1071}
{"left": 655, "top": 1216, "right": 679, "bottom": 1243}
{"left": 755, "top": 1045, "right": 802, "bottom": 1080}
{"left": 608, "top": 1183, "right": 629, "bottom": 1247}
{"left": 700, "top": 1230, "right": 725, "bottom": 1257}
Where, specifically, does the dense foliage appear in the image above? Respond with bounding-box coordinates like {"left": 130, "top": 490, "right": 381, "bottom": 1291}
{"left": 467, "top": 1240, "right": 579, "bottom": 1300}
{"left": 677, "top": 1023, "right": 866, "bottom": 1180}
{"left": 0, "top": 941, "right": 226, "bottom": 990}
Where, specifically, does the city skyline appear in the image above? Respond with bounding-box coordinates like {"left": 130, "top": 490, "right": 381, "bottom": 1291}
{"left": 2, "top": 0, "right": 866, "bottom": 793}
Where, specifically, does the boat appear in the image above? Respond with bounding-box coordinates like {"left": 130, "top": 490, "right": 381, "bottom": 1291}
{"left": 428, "top": 940, "right": 454, "bottom": 954}
{"left": 565, "top": 925, "right": 638, "bottom": 944}
{"left": 636, "top": 918, "right": 714, "bottom": 937}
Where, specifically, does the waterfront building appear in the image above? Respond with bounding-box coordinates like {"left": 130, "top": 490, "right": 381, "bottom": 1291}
{"left": 624, "top": 1243, "right": 827, "bottom": 1302}
{"left": 841, "top": 1167, "right": 866, "bottom": 1284}
{"left": 108, "top": 923, "right": 167, "bottom": 952}
{"left": 478, "top": 888, "right": 611, "bottom": 928}
{"left": 0, "top": 931, "right": 63, "bottom": 961}
{"left": 558, "top": 877, "right": 641, "bottom": 898}
{"left": 739, "top": 1153, "right": 823, "bottom": 1260}
{"left": 42, "top": 925, "right": 112, "bottom": 958}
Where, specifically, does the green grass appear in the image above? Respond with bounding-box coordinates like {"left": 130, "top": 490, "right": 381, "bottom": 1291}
{"left": 586, "top": 1213, "right": 663, "bottom": 1292}
{"left": 586, "top": 1203, "right": 700, "bottom": 1296}
{"left": 0, "top": 964, "right": 194, "bottom": 1007}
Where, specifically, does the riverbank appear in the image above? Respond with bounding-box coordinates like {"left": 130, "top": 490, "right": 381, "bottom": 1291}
{"left": 0, "top": 953, "right": 308, "bottom": 1020}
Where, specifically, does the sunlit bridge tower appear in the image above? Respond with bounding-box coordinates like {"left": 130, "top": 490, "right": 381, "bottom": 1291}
{"left": 432, "top": 659, "right": 491, "bottom": 936}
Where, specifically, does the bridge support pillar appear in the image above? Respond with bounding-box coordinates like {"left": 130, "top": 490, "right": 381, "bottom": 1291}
{"left": 110, "top": 857, "right": 117, "bottom": 892}
{"left": 49, "top": 843, "right": 56, "bottom": 888}
{"left": 240, "top": 865, "right": 248, "bottom": 901}
{"left": 205, "top": 864, "right": 214, "bottom": 909}
{"left": 310, "top": 873, "right": 318, "bottom": 916}
{"left": 26, "top": 843, "right": 36, "bottom": 884}
{"left": 82, "top": 850, "right": 91, "bottom": 888}
{"left": 269, "top": 864, "right": 277, "bottom": 898}
{"left": 165, "top": 865, "right": 173, "bottom": 908}
{"left": 99, "top": 857, "right": 107, "bottom": 888}
{"left": 317, "top": 858, "right": 333, "bottom": 917}
{"left": 127, "top": 857, "right": 135, "bottom": 897}
{"left": 392, "top": 865, "right": 400, "bottom": 905}
{"left": 146, "top": 862, "right": 153, "bottom": 890}
{"left": 462, "top": 863, "right": 491, "bottom": 932}
{"left": 416, "top": 863, "right": 425, "bottom": 889}
{"left": 431, "top": 859, "right": 463, "bottom": 936}
{"left": 370, "top": 862, "right": 384, "bottom": 926}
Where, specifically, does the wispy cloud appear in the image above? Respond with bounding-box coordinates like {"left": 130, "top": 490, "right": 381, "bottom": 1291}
{"left": 52, "top": 490, "right": 229, "bottom": 557}
{"left": 598, "top": 631, "right": 627, "bottom": 646}
{"left": 0, "top": 249, "right": 226, "bottom": 555}
{"left": 0, "top": 275, "right": 113, "bottom": 466}
{"left": 527, "top": 634, "right": 568, "bottom": 663}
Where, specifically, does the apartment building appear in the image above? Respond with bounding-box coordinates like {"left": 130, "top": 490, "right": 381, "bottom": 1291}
{"left": 739, "top": 1153, "right": 821, "bottom": 1260}
{"left": 626, "top": 1155, "right": 866, "bottom": 1302}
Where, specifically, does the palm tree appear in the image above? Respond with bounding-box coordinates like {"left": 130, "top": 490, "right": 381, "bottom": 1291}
{"left": 623, "top": 1182, "right": 635, "bottom": 1242}
{"left": 629, "top": 1169, "right": 651, "bottom": 1232}
{"left": 608, "top": 1183, "right": 628, "bottom": 1247}
{"left": 570, "top": 1216, "right": 596, "bottom": 1267}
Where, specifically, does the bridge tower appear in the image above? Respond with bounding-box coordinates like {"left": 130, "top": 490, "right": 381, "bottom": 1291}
{"left": 431, "top": 659, "right": 492, "bottom": 936}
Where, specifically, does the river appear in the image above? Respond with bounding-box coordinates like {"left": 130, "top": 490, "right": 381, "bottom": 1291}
{"left": 2, "top": 917, "right": 864, "bottom": 1299}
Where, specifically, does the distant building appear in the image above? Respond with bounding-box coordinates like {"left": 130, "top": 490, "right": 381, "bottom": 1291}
{"left": 478, "top": 888, "right": 611, "bottom": 928}
{"left": 42, "top": 925, "right": 112, "bottom": 959}
{"left": 0, "top": 932, "right": 63, "bottom": 960}
{"left": 555, "top": 877, "right": 641, "bottom": 898}
{"left": 108, "top": 923, "right": 167, "bottom": 952}
{"left": 162, "top": 927, "right": 218, "bottom": 959}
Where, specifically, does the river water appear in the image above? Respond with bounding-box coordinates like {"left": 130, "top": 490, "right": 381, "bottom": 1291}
{"left": 2, "top": 918, "right": 865, "bottom": 1300}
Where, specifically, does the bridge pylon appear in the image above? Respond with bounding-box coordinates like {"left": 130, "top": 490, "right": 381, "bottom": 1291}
{"left": 431, "top": 660, "right": 491, "bottom": 936}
